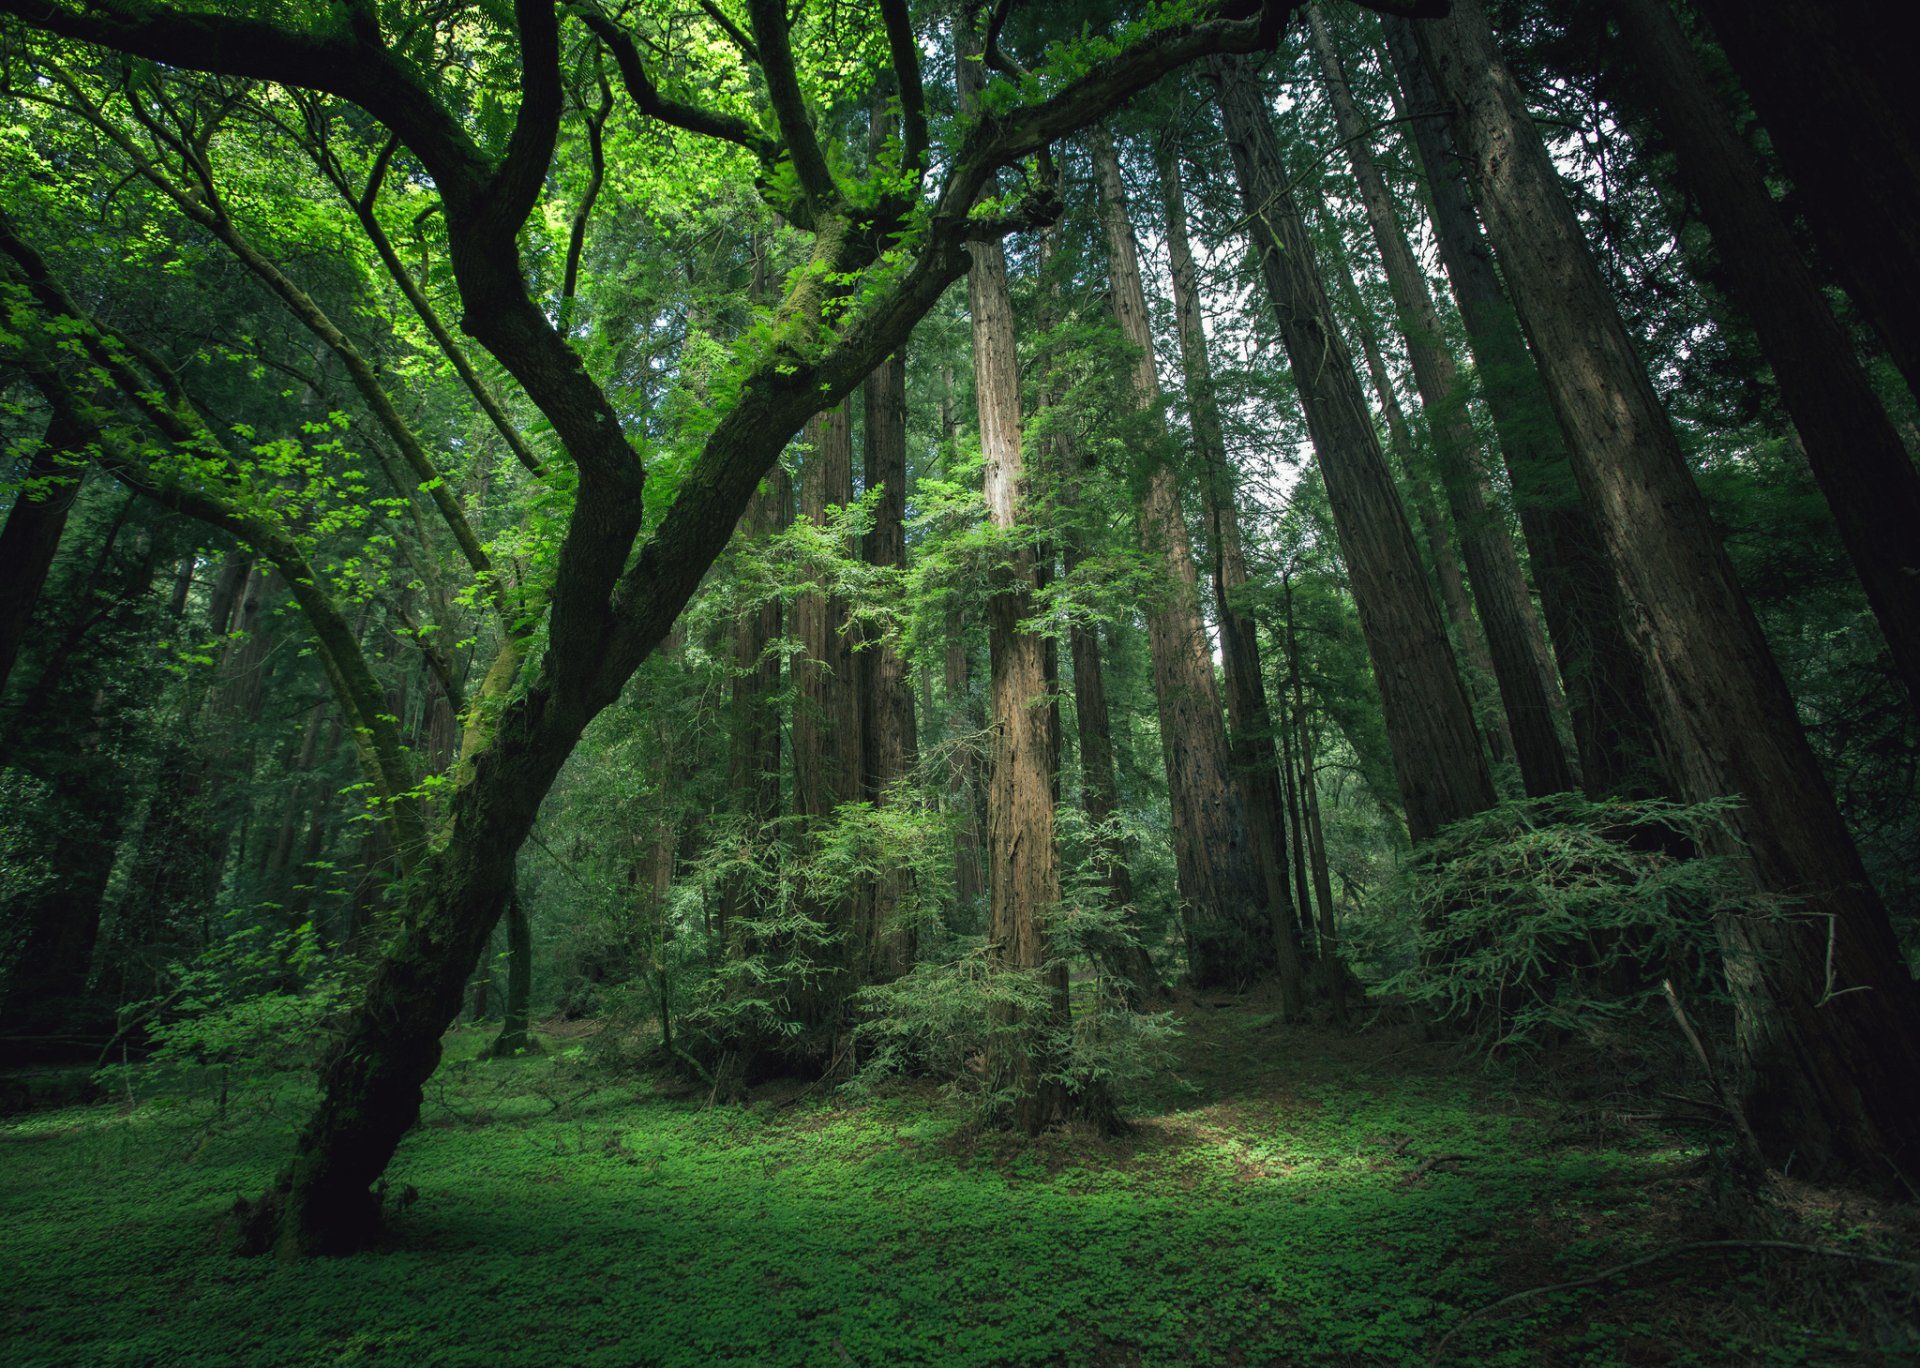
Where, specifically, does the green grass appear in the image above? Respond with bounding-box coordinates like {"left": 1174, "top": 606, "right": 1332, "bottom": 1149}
{"left": 1, "top": 1006, "right": 1902, "bottom": 1366}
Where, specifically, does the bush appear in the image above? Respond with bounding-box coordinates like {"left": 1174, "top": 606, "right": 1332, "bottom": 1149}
{"left": 1355, "top": 794, "right": 1772, "bottom": 1047}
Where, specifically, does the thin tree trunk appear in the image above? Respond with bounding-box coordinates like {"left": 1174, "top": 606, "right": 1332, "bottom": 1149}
{"left": 1382, "top": 16, "right": 1667, "bottom": 799}
{"left": 1306, "top": 6, "right": 1572, "bottom": 797}
{"left": 1325, "top": 224, "right": 1512, "bottom": 771}
{"left": 1158, "top": 143, "right": 1308, "bottom": 1012}
{"left": 720, "top": 471, "right": 788, "bottom": 953}
{"left": 1091, "top": 125, "right": 1274, "bottom": 988}
{"left": 484, "top": 884, "right": 533, "bottom": 1057}
{"left": 1416, "top": 0, "right": 1920, "bottom": 1187}
{"left": 860, "top": 347, "right": 918, "bottom": 979}
{"left": 959, "top": 20, "right": 1069, "bottom": 1132}
{"left": 1613, "top": 0, "right": 1920, "bottom": 719}
{"left": 1206, "top": 54, "right": 1496, "bottom": 844}
{"left": 1285, "top": 577, "right": 1346, "bottom": 1023}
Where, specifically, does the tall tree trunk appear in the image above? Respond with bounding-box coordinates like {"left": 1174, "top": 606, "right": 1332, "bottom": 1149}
{"left": 1038, "top": 230, "right": 1160, "bottom": 1006}
{"left": 860, "top": 348, "right": 919, "bottom": 979}
{"left": 960, "top": 19, "right": 1069, "bottom": 1132}
{"left": 939, "top": 366, "right": 986, "bottom": 926}
{"left": 1613, "top": 0, "right": 1920, "bottom": 719}
{"left": 1285, "top": 578, "right": 1347, "bottom": 1023}
{"left": 1325, "top": 224, "right": 1513, "bottom": 771}
{"left": 1382, "top": 16, "right": 1667, "bottom": 800}
{"left": 1158, "top": 142, "right": 1309, "bottom": 1012}
{"left": 0, "top": 413, "right": 85, "bottom": 693}
{"left": 1416, "top": 0, "right": 1920, "bottom": 1186}
{"left": 483, "top": 883, "right": 533, "bottom": 1057}
{"left": 1306, "top": 6, "right": 1573, "bottom": 798}
{"left": 1090, "top": 125, "right": 1274, "bottom": 989}
{"left": 1689, "top": 0, "right": 1920, "bottom": 404}
{"left": 790, "top": 402, "right": 862, "bottom": 1046}
{"left": 719, "top": 471, "right": 788, "bottom": 954}
{"left": 1206, "top": 54, "right": 1496, "bottom": 844}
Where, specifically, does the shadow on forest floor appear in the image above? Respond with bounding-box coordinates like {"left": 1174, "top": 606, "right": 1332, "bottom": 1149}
{"left": 4, "top": 997, "right": 1916, "bottom": 1366}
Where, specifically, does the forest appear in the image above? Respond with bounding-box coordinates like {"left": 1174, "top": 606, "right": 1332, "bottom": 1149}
{"left": 1, "top": 0, "right": 1917, "bottom": 1361}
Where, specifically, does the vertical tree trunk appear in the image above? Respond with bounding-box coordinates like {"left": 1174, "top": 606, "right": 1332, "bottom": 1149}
{"left": 959, "top": 19, "right": 1069, "bottom": 1131}
{"left": 1306, "top": 6, "right": 1573, "bottom": 798}
{"left": 0, "top": 413, "right": 85, "bottom": 693}
{"left": 1206, "top": 54, "right": 1496, "bottom": 844}
{"left": 1416, "top": 0, "right": 1920, "bottom": 1186}
{"left": 860, "top": 348, "right": 919, "bottom": 979}
{"left": 1090, "top": 125, "right": 1274, "bottom": 988}
{"left": 1285, "top": 578, "right": 1347, "bottom": 1023}
{"left": 1381, "top": 16, "right": 1666, "bottom": 800}
{"left": 1158, "top": 143, "right": 1309, "bottom": 1012}
{"left": 1325, "top": 225, "right": 1513, "bottom": 771}
{"left": 938, "top": 365, "right": 986, "bottom": 926}
{"left": 719, "top": 471, "right": 788, "bottom": 953}
{"left": 1689, "top": 0, "right": 1920, "bottom": 404}
{"left": 484, "top": 884, "right": 533, "bottom": 1057}
{"left": 1612, "top": 0, "right": 1920, "bottom": 719}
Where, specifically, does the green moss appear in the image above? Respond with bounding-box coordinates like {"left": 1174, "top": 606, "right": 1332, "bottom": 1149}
{"left": 0, "top": 1010, "right": 1896, "bottom": 1366}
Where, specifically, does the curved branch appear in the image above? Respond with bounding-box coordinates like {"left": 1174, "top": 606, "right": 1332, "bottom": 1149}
{"left": 744, "top": 0, "right": 838, "bottom": 210}
{"left": 571, "top": 3, "right": 778, "bottom": 161}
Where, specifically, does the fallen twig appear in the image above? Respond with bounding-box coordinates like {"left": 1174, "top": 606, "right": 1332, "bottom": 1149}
{"left": 1430, "top": 1239, "right": 1920, "bottom": 1362}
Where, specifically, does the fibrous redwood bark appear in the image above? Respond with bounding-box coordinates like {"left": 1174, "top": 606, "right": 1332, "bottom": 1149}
{"left": 860, "top": 348, "right": 919, "bottom": 979}
{"left": 1381, "top": 16, "right": 1666, "bottom": 799}
{"left": 1206, "top": 53, "right": 1495, "bottom": 844}
{"left": 1323, "top": 224, "right": 1512, "bottom": 772}
{"left": 1416, "top": 0, "right": 1920, "bottom": 1186}
{"left": 959, "top": 18, "right": 1069, "bottom": 1132}
{"left": 1157, "top": 142, "right": 1308, "bottom": 1011}
{"left": 1613, "top": 0, "right": 1920, "bottom": 721}
{"left": 1090, "top": 125, "right": 1274, "bottom": 988}
{"left": 1305, "top": 6, "right": 1572, "bottom": 798}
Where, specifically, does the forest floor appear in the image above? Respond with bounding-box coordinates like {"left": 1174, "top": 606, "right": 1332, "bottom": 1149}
{"left": 3, "top": 998, "right": 1916, "bottom": 1366}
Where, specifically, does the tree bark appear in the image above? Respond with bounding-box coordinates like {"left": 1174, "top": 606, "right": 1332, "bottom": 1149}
{"left": 0, "top": 413, "right": 85, "bottom": 694}
{"left": 1689, "top": 0, "right": 1920, "bottom": 405}
{"left": 1324, "top": 223, "right": 1513, "bottom": 771}
{"left": 1206, "top": 54, "right": 1496, "bottom": 844}
{"left": 1416, "top": 0, "right": 1920, "bottom": 1186}
{"left": 1158, "top": 143, "right": 1309, "bottom": 1012}
{"left": 1613, "top": 0, "right": 1920, "bottom": 720}
{"left": 860, "top": 348, "right": 919, "bottom": 979}
{"left": 483, "top": 884, "right": 533, "bottom": 1057}
{"left": 960, "top": 21, "right": 1069, "bottom": 1132}
{"left": 1306, "top": 6, "right": 1573, "bottom": 798}
{"left": 1382, "top": 16, "right": 1667, "bottom": 800}
{"left": 1090, "top": 125, "right": 1274, "bottom": 989}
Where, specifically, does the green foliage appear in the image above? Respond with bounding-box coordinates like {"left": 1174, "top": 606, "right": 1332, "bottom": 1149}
{"left": 1357, "top": 795, "right": 1766, "bottom": 1046}
{"left": 97, "top": 913, "right": 356, "bottom": 1109}
{"left": 3, "top": 1004, "right": 1896, "bottom": 1365}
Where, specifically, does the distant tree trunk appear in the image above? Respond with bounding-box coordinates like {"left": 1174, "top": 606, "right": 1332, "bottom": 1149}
{"left": 1285, "top": 578, "right": 1347, "bottom": 1023}
{"left": 1158, "top": 143, "right": 1309, "bottom": 1012}
{"left": 1090, "top": 125, "right": 1274, "bottom": 989}
{"left": 1206, "top": 53, "right": 1496, "bottom": 844}
{"left": 1382, "top": 16, "right": 1667, "bottom": 799}
{"left": 0, "top": 413, "right": 85, "bottom": 693}
{"left": 1324, "top": 226, "right": 1512, "bottom": 771}
{"left": 1689, "top": 0, "right": 1920, "bottom": 404}
{"left": 794, "top": 403, "right": 859, "bottom": 829}
{"left": 1613, "top": 0, "right": 1920, "bottom": 719}
{"left": 1038, "top": 229, "right": 1161, "bottom": 1006}
{"left": 1417, "top": 0, "right": 1920, "bottom": 1187}
{"left": 719, "top": 471, "right": 788, "bottom": 954}
{"left": 960, "top": 20, "right": 1069, "bottom": 1132}
{"left": 1306, "top": 7, "right": 1572, "bottom": 798}
{"left": 483, "top": 884, "right": 533, "bottom": 1057}
{"left": 860, "top": 347, "right": 918, "bottom": 979}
